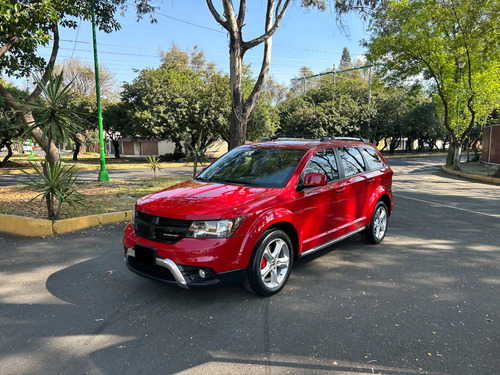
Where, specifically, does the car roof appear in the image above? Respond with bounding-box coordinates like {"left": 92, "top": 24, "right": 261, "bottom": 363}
{"left": 247, "top": 137, "right": 371, "bottom": 151}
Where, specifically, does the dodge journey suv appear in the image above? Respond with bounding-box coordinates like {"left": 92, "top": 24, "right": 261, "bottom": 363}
{"left": 123, "top": 137, "right": 393, "bottom": 296}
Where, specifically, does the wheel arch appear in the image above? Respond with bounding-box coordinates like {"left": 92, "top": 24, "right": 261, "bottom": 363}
{"left": 265, "top": 222, "right": 300, "bottom": 262}
{"left": 378, "top": 193, "right": 392, "bottom": 216}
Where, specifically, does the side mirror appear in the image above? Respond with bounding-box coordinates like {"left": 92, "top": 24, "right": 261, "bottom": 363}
{"left": 303, "top": 172, "right": 327, "bottom": 187}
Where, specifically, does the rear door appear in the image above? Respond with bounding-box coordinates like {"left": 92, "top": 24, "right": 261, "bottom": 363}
{"left": 336, "top": 146, "right": 369, "bottom": 230}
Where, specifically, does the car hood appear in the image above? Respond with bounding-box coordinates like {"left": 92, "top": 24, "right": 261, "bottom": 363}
{"left": 136, "top": 180, "right": 281, "bottom": 220}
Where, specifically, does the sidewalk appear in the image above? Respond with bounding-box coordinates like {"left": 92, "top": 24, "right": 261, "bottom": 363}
{"left": 442, "top": 161, "right": 500, "bottom": 184}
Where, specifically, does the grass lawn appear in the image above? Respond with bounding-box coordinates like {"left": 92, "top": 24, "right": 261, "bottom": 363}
{"left": 0, "top": 151, "right": 211, "bottom": 220}
{"left": 0, "top": 176, "right": 189, "bottom": 220}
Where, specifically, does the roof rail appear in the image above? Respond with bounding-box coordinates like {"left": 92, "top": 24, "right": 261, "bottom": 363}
{"left": 260, "top": 135, "right": 368, "bottom": 143}
{"left": 334, "top": 136, "right": 366, "bottom": 142}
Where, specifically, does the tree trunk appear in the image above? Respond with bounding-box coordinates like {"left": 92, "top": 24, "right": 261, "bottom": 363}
{"left": 41, "top": 161, "right": 55, "bottom": 220}
{"left": 73, "top": 141, "right": 81, "bottom": 161}
{"left": 0, "top": 142, "right": 13, "bottom": 167}
{"left": 453, "top": 143, "right": 462, "bottom": 170}
{"left": 447, "top": 141, "right": 462, "bottom": 170}
{"left": 23, "top": 112, "right": 59, "bottom": 167}
{"left": 228, "top": 41, "right": 246, "bottom": 150}
{"left": 112, "top": 139, "right": 120, "bottom": 158}
{"left": 206, "top": 0, "right": 284, "bottom": 150}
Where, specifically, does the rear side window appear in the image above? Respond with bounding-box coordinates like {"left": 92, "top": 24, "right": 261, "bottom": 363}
{"left": 303, "top": 148, "right": 339, "bottom": 182}
{"left": 339, "top": 147, "right": 366, "bottom": 177}
{"left": 361, "top": 147, "right": 385, "bottom": 170}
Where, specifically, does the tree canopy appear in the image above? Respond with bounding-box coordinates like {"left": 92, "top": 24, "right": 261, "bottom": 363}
{"left": 365, "top": 0, "right": 500, "bottom": 169}
{"left": 0, "top": 0, "right": 154, "bottom": 165}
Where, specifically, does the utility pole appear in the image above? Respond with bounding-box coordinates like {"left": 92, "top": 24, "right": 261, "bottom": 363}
{"left": 368, "top": 65, "right": 372, "bottom": 107}
{"left": 332, "top": 64, "right": 336, "bottom": 84}
{"left": 91, "top": 0, "right": 110, "bottom": 182}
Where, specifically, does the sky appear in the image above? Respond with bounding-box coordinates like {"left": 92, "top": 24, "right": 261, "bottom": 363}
{"left": 11, "top": 1, "right": 372, "bottom": 90}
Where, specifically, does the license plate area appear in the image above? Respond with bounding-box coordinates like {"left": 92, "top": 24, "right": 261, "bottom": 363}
{"left": 134, "top": 244, "right": 156, "bottom": 266}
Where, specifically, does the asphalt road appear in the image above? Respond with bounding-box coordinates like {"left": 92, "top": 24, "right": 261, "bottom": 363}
{"left": 0, "top": 166, "right": 194, "bottom": 186}
{"left": 1, "top": 155, "right": 499, "bottom": 375}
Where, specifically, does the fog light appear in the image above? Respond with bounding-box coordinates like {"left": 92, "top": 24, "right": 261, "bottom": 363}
{"left": 199, "top": 269, "right": 206, "bottom": 278}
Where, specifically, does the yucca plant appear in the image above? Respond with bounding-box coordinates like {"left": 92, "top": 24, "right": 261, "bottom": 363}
{"left": 147, "top": 155, "right": 162, "bottom": 178}
{"left": 21, "top": 159, "right": 85, "bottom": 220}
{"left": 21, "top": 71, "right": 84, "bottom": 166}
{"left": 185, "top": 132, "right": 212, "bottom": 177}
{"left": 16, "top": 71, "right": 87, "bottom": 219}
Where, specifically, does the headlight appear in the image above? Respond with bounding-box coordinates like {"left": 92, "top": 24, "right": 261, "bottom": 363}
{"left": 186, "top": 217, "right": 244, "bottom": 238}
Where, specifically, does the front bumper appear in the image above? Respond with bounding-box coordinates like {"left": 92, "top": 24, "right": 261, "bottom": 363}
{"left": 124, "top": 246, "right": 246, "bottom": 289}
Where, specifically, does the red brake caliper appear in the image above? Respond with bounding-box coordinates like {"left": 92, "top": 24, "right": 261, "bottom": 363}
{"left": 261, "top": 257, "right": 267, "bottom": 270}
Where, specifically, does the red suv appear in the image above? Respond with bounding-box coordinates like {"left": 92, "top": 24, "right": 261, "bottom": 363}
{"left": 123, "top": 137, "right": 393, "bottom": 296}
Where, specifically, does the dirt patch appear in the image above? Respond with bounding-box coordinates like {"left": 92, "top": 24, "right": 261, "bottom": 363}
{"left": 0, "top": 177, "right": 187, "bottom": 220}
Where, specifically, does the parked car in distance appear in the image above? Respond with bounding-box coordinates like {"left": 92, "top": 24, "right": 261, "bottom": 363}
{"left": 123, "top": 137, "right": 394, "bottom": 296}
{"left": 22, "top": 141, "right": 32, "bottom": 152}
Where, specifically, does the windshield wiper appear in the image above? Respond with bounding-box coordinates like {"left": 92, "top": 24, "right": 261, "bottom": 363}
{"left": 194, "top": 176, "right": 209, "bottom": 182}
{"left": 221, "top": 179, "right": 258, "bottom": 186}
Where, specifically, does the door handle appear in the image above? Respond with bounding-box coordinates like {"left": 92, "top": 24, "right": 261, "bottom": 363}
{"left": 336, "top": 187, "right": 346, "bottom": 193}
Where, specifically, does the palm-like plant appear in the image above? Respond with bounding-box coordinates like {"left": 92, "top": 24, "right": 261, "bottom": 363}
{"left": 18, "top": 71, "right": 86, "bottom": 219}
{"left": 22, "top": 71, "right": 84, "bottom": 163}
{"left": 185, "top": 132, "right": 212, "bottom": 177}
{"left": 22, "top": 160, "right": 85, "bottom": 220}
{"left": 147, "top": 155, "right": 162, "bottom": 178}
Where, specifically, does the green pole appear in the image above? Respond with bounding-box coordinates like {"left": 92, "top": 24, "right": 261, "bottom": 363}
{"left": 91, "top": 0, "right": 110, "bottom": 182}
{"left": 29, "top": 138, "right": 34, "bottom": 159}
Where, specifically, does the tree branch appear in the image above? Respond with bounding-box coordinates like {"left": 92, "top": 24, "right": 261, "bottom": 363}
{"left": 242, "top": 0, "right": 291, "bottom": 52}
{"left": 237, "top": 0, "right": 246, "bottom": 27}
{"left": 0, "top": 35, "right": 21, "bottom": 59}
{"left": 244, "top": 0, "right": 275, "bottom": 116}
{"left": 27, "top": 23, "right": 60, "bottom": 104}
{"left": 206, "top": 0, "right": 228, "bottom": 30}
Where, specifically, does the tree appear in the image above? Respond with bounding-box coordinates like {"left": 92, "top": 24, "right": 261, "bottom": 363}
{"left": 278, "top": 78, "right": 373, "bottom": 138}
{"left": 0, "top": 82, "right": 28, "bottom": 166}
{"left": 0, "top": 0, "right": 154, "bottom": 166}
{"left": 339, "top": 47, "right": 352, "bottom": 69}
{"left": 205, "top": 0, "right": 379, "bottom": 149}
{"left": 121, "top": 46, "right": 231, "bottom": 154}
{"left": 55, "top": 57, "right": 118, "bottom": 101}
{"left": 102, "top": 101, "right": 134, "bottom": 158}
{"left": 366, "top": 0, "right": 500, "bottom": 169}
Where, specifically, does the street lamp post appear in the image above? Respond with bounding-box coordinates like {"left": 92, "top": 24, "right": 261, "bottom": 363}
{"left": 91, "top": 0, "right": 109, "bottom": 182}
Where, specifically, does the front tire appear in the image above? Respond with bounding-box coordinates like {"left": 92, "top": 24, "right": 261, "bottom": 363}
{"left": 246, "top": 229, "right": 293, "bottom": 297}
{"left": 362, "top": 201, "right": 388, "bottom": 244}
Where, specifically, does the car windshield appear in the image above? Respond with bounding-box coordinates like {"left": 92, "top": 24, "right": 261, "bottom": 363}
{"left": 197, "top": 147, "right": 307, "bottom": 188}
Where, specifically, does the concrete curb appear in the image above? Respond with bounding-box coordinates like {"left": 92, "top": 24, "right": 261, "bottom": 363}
{"left": 0, "top": 210, "right": 134, "bottom": 237}
{"left": 442, "top": 166, "right": 500, "bottom": 185}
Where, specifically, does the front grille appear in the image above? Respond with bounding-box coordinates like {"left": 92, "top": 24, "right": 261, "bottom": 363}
{"left": 135, "top": 211, "right": 192, "bottom": 244}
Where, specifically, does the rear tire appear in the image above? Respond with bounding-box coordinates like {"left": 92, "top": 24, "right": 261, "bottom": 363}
{"left": 246, "top": 229, "right": 293, "bottom": 297}
{"left": 362, "top": 201, "right": 388, "bottom": 244}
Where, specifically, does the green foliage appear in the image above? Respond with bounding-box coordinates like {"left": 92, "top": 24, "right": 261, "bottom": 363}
{"left": 1, "top": 0, "right": 155, "bottom": 79}
{"left": 121, "top": 45, "right": 235, "bottom": 150}
{"left": 21, "top": 72, "right": 85, "bottom": 148}
{"left": 339, "top": 47, "right": 352, "bottom": 69}
{"left": 278, "top": 79, "right": 372, "bottom": 138}
{"left": 0, "top": 82, "right": 28, "bottom": 165}
{"left": 21, "top": 159, "right": 84, "bottom": 220}
{"left": 146, "top": 155, "right": 162, "bottom": 178}
{"left": 366, "top": 0, "right": 500, "bottom": 166}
